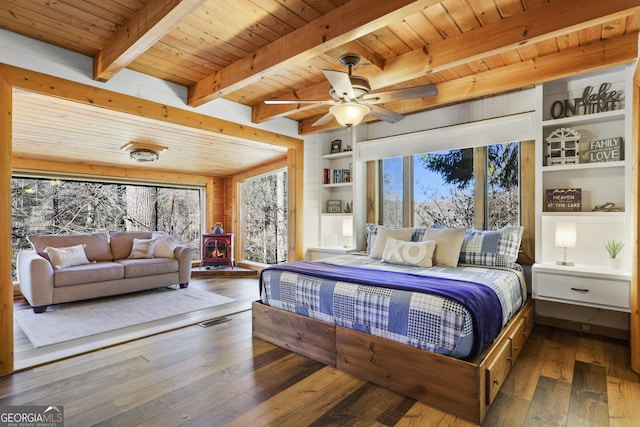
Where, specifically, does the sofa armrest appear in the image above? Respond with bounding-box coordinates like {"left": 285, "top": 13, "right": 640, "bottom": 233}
{"left": 17, "top": 250, "right": 55, "bottom": 307}
{"left": 173, "top": 245, "right": 192, "bottom": 285}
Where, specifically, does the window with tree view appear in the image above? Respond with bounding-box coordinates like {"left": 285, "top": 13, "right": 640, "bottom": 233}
{"left": 241, "top": 169, "right": 288, "bottom": 264}
{"left": 381, "top": 142, "right": 520, "bottom": 229}
{"left": 11, "top": 177, "right": 202, "bottom": 280}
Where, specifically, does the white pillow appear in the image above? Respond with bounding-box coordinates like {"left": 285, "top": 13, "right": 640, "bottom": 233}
{"left": 382, "top": 238, "right": 436, "bottom": 268}
{"left": 422, "top": 227, "right": 467, "bottom": 267}
{"left": 128, "top": 238, "right": 156, "bottom": 259}
{"left": 44, "top": 244, "right": 91, "bottom": 269}
{"left": 369, "top": 226, "right": 414, "bottom": 258}
{"left": 152, "top": 232, "right": 177, "bottom": 258}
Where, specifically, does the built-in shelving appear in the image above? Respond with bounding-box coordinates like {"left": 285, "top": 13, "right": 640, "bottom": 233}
{"left": 533, "top": 64, "right": 633, "bottom": 333}
{"left": 316, "top": 129, "right": 356, "bottom": 251}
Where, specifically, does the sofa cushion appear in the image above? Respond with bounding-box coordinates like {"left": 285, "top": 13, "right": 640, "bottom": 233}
{"left": 28, "top": 232, "right": 113, "bottom": 262}
{"left": 109, "top": 231, "right": 153, "bottom": 260}
{"left": 116, "top": 258, "right": 179, "bottom": 278}
{"left": 152, "top": 232, "right": 177, "bottom": 258}
{"left": 53, "top": 261, "right": 124, "bottom": 288}
{"left": 44, "top": 244, "right": 91, "bottom": 269}
{"left": 128, "top": 238, "right": 156, "bottom": 259}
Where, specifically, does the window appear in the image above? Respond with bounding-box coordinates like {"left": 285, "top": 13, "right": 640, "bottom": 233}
{"left": 240, "top": 169, "right": 288, "bottom": 264}
{"left": 380, "top": 142, "right": 521, "bottom": 229}
{"left": 380, "top": 157, "right": 404, "bottom": 227}
{"left": 11, "top": 177, "right": 202, "bottom": 280}
{"left": 414, "top": 148, "right": 475, "bottom": 229}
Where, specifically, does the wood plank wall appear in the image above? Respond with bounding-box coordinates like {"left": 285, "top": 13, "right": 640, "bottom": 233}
{"left": 0, "top": 63, "right": 303, "bottom": 377}
{"left": 0, "top": 77, "right": 13, "bottom": 376}
{"left": 632, "top": 66, "right": 640, "bottom": 374}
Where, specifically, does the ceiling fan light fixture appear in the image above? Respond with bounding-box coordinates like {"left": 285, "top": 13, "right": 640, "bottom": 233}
{"left": 330, "top": 102, "right": 370, "bottom": 127}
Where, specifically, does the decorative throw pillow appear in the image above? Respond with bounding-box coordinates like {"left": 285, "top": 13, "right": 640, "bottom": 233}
{"left": 382, "top": 237, "right": 436, "bottom": 268}
{"left": 128, "top": 238, "right": 156, "bottom": 259}
{"left": 458, "top": 225, "right": 524, "bottom": 269}
{"left": 369, "top": 226, "right": 414, "bottom": 259}
{"left": 152, "top": 232, "right": 177, "bottom": 258}
{"left": 421, "top": 227, "right": 466, "bottom": 267}
{"left": 44, "top": 244, "right": 91, "bottom": 269}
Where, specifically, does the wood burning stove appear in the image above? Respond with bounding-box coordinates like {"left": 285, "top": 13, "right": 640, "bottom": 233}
{"left": 201, "top": 233, "right": 234, "bottom": 269}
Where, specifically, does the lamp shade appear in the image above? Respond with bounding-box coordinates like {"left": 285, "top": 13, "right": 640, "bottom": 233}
{"left": 330, "top": 102, "right": 370, "bottom": 127}
{"left": 555, "top": 222, "right": 577, "bottom": 248}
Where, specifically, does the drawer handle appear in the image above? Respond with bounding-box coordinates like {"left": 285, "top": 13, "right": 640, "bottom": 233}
{"left": 571, "top": 287, "right": 589, "bottom": 293}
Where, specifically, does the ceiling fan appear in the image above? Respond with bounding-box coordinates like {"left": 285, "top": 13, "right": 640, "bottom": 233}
{"left": 265, "top": 53, "right": 438, "bottom": 127}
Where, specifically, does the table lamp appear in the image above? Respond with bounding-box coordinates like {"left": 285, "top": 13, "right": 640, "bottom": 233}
{"left": 555, "top": 222, "right": 576, "bottom": 266}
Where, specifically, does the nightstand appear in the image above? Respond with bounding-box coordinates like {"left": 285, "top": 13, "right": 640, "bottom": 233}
{"left": 532, "top": 263, "right": 630, "bottom": 312}
{"left": 307, "top": 247, "right": 356, "bottom": 260}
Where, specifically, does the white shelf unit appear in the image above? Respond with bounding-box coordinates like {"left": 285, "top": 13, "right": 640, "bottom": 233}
{"left": 533, "top": 64, "right": 633, "bottom": 324}
{"left": 320, "top": 130, "right": 355, "bottom": 249}
{"left": 537, "top": 65, "right": 632, "bottom": 270}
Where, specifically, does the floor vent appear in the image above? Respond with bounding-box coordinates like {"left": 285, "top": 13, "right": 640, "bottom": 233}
{"left": 198, "top": 317, "right": 232, "bottom": 328}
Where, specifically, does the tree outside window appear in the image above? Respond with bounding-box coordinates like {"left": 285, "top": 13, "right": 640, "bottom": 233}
{"left": 380, "top": 142, "right": 520, "bottom": 229}
{"left": 241, "top": 169, "right": 288, "bottom": 264}
{"left": 11, "top": 177, "right": 202, "bottom": 280}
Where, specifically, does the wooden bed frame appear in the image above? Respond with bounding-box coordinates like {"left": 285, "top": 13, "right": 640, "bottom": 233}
{"left": 252, "top": 298, "right": 534, "bottom": 424}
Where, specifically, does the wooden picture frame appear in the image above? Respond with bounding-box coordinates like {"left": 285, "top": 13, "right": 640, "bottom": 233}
{"left": 327, "top": 200, "right": 341, "bottom": 213}
{"left": 330, "top": 139, "right": 342, "bottom": 154}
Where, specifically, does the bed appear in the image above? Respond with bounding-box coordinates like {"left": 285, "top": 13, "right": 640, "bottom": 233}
{"left": 252, "top": 225, "right": 534, "bottom": 424}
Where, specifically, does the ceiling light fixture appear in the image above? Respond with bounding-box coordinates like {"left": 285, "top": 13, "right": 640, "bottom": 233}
{"left": 129, "top": 148, "right": 159, "bottom": 162}
{"left": 121, "top": 142, "right": 168, "bottom": 163}
{"left": 330, "top": 102, "right": 370, "bottom": 127}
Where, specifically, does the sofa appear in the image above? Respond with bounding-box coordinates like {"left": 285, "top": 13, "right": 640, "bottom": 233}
{"left": 17, "top": 231, "right": 192, "bottom": 313}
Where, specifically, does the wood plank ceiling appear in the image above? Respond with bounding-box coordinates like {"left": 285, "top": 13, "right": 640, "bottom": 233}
{"left": 1, "top": 0, "right": 639, "bottom": 176}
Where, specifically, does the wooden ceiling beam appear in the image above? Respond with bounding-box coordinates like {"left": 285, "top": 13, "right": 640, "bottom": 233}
{"left": 187, "top": 0, "right": 442, "bottom": 107}
{"left": 298, "top": 31, "right": 639, "bottom": 134}
{"left": 93, "top": 0, "right": 206, "bottom": 82}
{"left": 253, "top": 0, "right": 640, "bottom": 124}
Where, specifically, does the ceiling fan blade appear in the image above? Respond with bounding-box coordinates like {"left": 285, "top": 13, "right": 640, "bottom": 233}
{"left": 264, "top": 99, "right": 328, "bottom": 104}
{"left": 363, "top": 85, "right": 438, "bottom": 104}
{"left": 369, "top": 105, "right": 404, "bottom": 124}
{"left": 312, "top": 112, "right": 335, "bottom": 126}
{"left": 323, "top": 70, "right": 356, "bottom": 100}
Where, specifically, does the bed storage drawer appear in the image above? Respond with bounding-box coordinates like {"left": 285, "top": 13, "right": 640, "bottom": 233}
{"left": 485, "top": 338, "right": 512, "bottom": 404}
{"left": 510, "top": 317, "right": 527, "bottom": 362}
{"left": 252, "top": 301, "right": 336, "bottom": 367}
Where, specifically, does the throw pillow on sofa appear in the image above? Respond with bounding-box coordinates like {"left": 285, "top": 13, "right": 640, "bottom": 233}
{"left": 128, "top": 238, "right": 156, "bottom": 259}
{"left": 44, "top": 244, "right": 91, "bottom": 269}
{"left": 152, "top": 232, "right": 177, "bottom": 258}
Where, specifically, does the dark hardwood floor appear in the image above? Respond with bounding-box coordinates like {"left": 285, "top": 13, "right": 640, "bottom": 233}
{"left": 3, "top": 278, "right": 639, "bottom": 426}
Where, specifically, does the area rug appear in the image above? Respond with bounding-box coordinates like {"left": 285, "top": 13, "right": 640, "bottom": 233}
{"left": 15, "top": 287, "right": 235, "bottom": 348}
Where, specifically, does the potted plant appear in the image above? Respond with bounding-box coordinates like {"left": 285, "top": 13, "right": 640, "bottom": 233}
{"left": 605, "top": 239, "right": 624, "bottom": 269}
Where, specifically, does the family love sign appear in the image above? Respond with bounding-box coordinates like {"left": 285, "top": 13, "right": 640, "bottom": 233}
{"left": 589, "top": 137, "right": 623, "bottom": 163}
